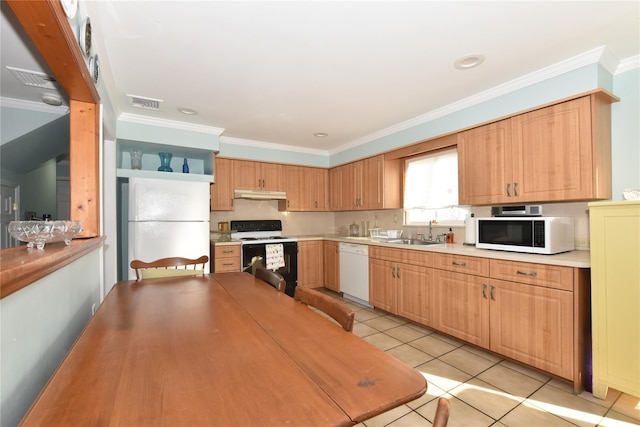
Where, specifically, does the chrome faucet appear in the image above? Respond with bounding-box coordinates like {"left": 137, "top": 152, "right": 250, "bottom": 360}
{"left": 416, "top": 233, "right": 425, "bottom": 241}
{"left": 428, "top": 220, "right": 433, "bottom": 241}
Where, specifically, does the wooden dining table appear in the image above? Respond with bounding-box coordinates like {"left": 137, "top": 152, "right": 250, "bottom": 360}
{"left": 19, "top": 272, "right": 427, "bottom": 426}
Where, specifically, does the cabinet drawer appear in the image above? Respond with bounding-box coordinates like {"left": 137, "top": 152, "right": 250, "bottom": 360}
{"left": 214, "top": 245, "right": 241, "bottom": 273}
{"left": 489, "top": 259, "right": 573, "bottom": 291}
{"left": 369, "top": 246, "right": 433, "bottom": 267}
{"left": 215, "top": 245, "right": 240, "bottom": 258}
{"left": 434, "top": 254, "right": 489, "bottom": 277}
{"left": 214, "top": 257, "right": 240, "bottom": 272}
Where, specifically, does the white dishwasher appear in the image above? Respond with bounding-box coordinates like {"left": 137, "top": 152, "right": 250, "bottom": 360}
{"left": 339, "top": 242, "right": 371, "bottom": 307}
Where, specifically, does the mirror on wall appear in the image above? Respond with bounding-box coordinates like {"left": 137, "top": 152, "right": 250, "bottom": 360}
{"left": 0, "top": 2, "right": 70, "bottom": 249}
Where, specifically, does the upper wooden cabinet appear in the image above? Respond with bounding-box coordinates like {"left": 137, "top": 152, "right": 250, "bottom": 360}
{"left": 329, "top": 155, "right": 402, "bottom": 211}
{"left": 211, "top": 157, "right": 234, "bottom": 211}
{"left": 233, "top": 160, "right": 284, "bottom": 191}
{"left": 458, "top": 93, "right": 615, "bottom": 205}
{"left": 278, "top": 166, "right": 329, "bottom": 212}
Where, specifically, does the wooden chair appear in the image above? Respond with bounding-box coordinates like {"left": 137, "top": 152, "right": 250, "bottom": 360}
{"left": 130, "top": 255, "right": 209, "bottom": 281}
{"left": 294, "top": 287, "right": 355, "bottom": 332}
{"left": 255, "top": 267, "right": 286, "bottom": 292}
{"left": 433, "top": 397, "right": 450, "bottom": 427}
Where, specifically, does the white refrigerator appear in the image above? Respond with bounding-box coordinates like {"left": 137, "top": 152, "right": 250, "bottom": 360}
{"left": 127, "top": 177, "right": 210, "bottom": 279}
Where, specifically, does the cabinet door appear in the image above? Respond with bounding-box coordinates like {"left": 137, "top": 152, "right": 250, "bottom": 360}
{"left": 361, "top": 155, "right": 383, "bottom": 210}
{"left": 260, "top": 162, "right": 284, "bottom": 191}
{"left": 323, "top": 241, "right": 340, "bottom": 291}
{"left": 210, "top": 157, "right": 234, "bottom": 211}
{"left": 490, "top": 279, "right": 573, "bottom": 379}
{"left": 233, "top": 160, "right": 261, "bottom": 190}
{"left": 281, "top": 165, "right": 305, "bottom": 211}
{"left": 512, "top": 96, "right": 593, "bottom": 202}
{"left": 397, "top": 263, "right": 435, "bottom": 327}
{"left": 435, "top": 270, "right": 490, "bottom": 348}
{"left": 369, "top": 258, "right": 396, "bottom": 313}
{"left": 342, "top": 163, "right": 358, "bottom": 210}
{"left": 329, "top": 167, "right": 343, "bottom": 211}
{"left": 298, "top": 241, "right": 324, "bottom": 288}
{"left": 590, "top": 201, "right": 640, "bottom": 398}
{"left": 307, "top": 168, "right": 329, "bottom": 211}
{"left": 458, "top": 119, "right": 512, "bottom": 205}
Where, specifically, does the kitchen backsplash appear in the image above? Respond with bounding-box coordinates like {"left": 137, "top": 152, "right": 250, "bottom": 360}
{"left": 210, "top": 200, "right": 591, "bottom": 249}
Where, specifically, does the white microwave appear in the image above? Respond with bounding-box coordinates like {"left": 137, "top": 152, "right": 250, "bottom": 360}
{"left": 476, "top": 217, "right": 574, "bottom": 255}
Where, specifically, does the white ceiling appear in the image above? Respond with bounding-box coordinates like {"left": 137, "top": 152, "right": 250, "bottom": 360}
{"left": 3, "top": 1, "right": 640, "bottom": 154}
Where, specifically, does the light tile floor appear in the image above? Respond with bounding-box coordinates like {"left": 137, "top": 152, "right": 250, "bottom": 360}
{"left": 317, "top": 290, "right": 640, "bottom": 427}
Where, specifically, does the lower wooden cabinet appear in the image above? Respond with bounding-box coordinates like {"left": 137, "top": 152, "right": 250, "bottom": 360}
{"left": 368, "top": 246, "right": 588, "bottom": 391}
{"left": 323, "top": 241, "right": 339, "bottom": 292}
{"left": 297, "top": 241, "right": 324, "bottom": 288}
{"left": 213, "top": 244, "right": 241, "bottom": 272}
{"left": 369, "top": 248, "right": 435, "bottom": 326}
{"left": 435, "top": 270, "right": 489, "bottom": 347}
{"left": 489, "top": 278, "right": 573, "bottom": 380}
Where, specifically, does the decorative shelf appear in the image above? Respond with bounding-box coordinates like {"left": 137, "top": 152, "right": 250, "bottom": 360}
{"left": 116, "top": 169, "right": 213, "bottom": 183}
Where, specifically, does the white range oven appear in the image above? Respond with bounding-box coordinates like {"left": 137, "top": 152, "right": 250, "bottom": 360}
{"left": 230, "top": 220, "right": 298, "bottom": 296}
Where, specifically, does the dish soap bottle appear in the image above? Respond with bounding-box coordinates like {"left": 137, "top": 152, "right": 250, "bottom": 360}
{"left": 182, "top": 158, "right": 189, "bottom": 173}
{"left": 447, "top": 228, "right": 454, "bottom": 243}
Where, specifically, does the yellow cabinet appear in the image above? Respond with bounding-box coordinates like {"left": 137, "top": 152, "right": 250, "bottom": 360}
{"left": 458, "top": 93, "right": 615, "bottom": 205}
{"left": 210, "top": 157, "right": 234, "bottom": 211}
{"left": 589, "top": 200, "right": 640, "bottom": 399}
{"left": 297, "top": 241, "right": 324, "bottom": 288}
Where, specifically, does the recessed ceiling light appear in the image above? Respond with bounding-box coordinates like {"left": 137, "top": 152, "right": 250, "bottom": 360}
{"left": 454, "top": 54, "right": 485, "bottom": 70}
{"left": 314, "top": 132, "right": 328, "bottom": 137}
{"left": 178, "top": 107, "right": 198, "bottom": 115}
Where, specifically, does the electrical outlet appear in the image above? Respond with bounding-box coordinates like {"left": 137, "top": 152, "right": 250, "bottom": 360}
{"left": 575, "top": 238, "right": 590, "bottom": 249}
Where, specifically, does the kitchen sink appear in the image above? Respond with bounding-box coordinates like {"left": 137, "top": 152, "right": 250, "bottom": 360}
{"left": 387, "top": 239, "right": 442, "bottom": 246}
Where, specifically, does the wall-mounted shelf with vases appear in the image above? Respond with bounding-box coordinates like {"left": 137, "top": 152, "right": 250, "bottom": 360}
{"left": 116, "top": 140, "right": 214, "bottom": 183}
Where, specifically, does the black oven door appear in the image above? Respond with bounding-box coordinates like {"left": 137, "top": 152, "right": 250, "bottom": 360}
{"left": 241, "top": 242, "right": 298, "bottom": 297}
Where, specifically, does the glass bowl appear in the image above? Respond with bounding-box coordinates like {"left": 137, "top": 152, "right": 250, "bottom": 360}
{"left": 8, "top": 220, "right": 82, "bottom": 250}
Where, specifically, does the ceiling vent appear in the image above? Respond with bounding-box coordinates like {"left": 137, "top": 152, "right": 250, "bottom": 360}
{"left": 6, "top": 66, "right": 59, "bottom": 89}
{"left": 127, "top": 94, "right": 163, "bottom": 111}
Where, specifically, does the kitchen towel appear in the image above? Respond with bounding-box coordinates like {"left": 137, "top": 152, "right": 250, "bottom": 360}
{"left": 265, "top": 243, "right": 285, "bottom": 270}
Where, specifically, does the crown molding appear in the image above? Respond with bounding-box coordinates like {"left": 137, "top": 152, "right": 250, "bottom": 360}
{"left": 616, "top": 54, "right": 640, "bottom": 74}
{"left": 117, "top": 112, "right": 225, "bottom": 135}
{"left": 330, "top": 46, "right": 626, "bottom": 156}
{"left": 220, "top": 135, "right": 330, "bottom": 156}
{"left": 0, "top": 96, "right": 69, "bottom": 115}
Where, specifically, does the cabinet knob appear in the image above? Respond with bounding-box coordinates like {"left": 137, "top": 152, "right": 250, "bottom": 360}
{"left": 452, "top": 261, "right": 467, "bottom": 267}
{"left": 490, "top": 285, "right": 495, "bottom": 301}
{"left": 506, "top": 183, "right": 511, "bottom": 197}
{"left": 513, "top": 182, "right": 519, "bottom": 197}
{"left": 482, "top": 283, "right": 488, "bottom": 299}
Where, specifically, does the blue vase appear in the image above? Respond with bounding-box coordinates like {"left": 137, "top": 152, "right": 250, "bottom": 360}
{"left": 158, "top": 152, "right": 173, "bottom": 172}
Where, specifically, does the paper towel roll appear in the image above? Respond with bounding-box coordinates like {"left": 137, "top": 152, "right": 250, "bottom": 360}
{"left": 465, "top": 214, "right": 476, "bottom": 245}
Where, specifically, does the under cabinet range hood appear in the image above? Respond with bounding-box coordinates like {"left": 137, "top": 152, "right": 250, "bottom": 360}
{"left": 233, "top": 189, "right": 287, "bottom": 200}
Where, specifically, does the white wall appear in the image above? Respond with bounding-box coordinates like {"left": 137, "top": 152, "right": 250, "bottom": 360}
{"left": 0, "top": 248, "right": 102, "bottom": 426}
